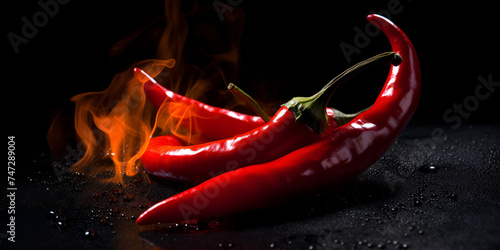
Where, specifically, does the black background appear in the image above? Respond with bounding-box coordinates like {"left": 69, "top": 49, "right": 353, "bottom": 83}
{"left": 1, "top": 0, "right": 500, "bottom": 249}
{"left": 3, "top": 0, "right": 499, "bottom": 148}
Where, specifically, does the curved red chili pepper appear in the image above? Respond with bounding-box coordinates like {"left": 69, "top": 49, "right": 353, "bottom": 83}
{"left": 138, "top": 51, "right": 396, "bottom": 183}
{"left": 137, "top": 63, "right": 374, "bottom": 183}
{"left": 134, "top": 68, "right": 266, "bottom": 142}
{"left": 141, "top": 106, "right": 338, "bottom": 183}
{"left": 136, "top": 14, "right": 420, "bottom": 225}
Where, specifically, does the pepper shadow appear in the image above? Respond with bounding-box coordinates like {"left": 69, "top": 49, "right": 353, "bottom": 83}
{"left": 230, "top": 178, "right": 394, "bottom": 230}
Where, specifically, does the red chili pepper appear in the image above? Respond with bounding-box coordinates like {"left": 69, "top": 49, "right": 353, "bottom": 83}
{"left": 137, "top": 68, "right": 368, "bottom": 183}
{"left": 139, "top": 49, "right": 395, "bottom": 183}
{"left": 136, "top": 14, "right": 420, "bottom": 225}
{"left": 140, "top": 106, "right": 338, "bottom": 183}
{"left": 134, "top": 68, "right": 266, "bottom": 142}
{"left": 135, "top": 68, "right": 358, "bottom": 145}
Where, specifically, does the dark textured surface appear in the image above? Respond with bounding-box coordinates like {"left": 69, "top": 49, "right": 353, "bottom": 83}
{"left": 2, "top": 125, "right": 500, "bottom": 249}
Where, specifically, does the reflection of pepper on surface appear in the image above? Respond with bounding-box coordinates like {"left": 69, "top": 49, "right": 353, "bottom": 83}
{"left": 136, "top": 14, "right": 420, "bottom": 225}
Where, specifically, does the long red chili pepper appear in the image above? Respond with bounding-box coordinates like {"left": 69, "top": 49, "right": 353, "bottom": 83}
{"left": 135, "top": 68, "right": 346, "bottom": 183}
{"left": 139, "top": 50, "right": 398, "bottom": 183}
{"left": 141, "top": 106, "right": 338, "bottom": 183}
{"left": 134, "top": 68, "right": 266, "bottom": 142}
{"left": 136, "top": 14, "right": 420, "bottom": 225}
{"left": 135, "top": 68, "right": 357, "bottom": 144}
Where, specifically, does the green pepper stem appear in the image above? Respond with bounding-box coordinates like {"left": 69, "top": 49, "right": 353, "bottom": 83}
{"left": 283, "top": 52, "right": 402, "bottom": 134}
{"left": 331, "top": 106, "right": 371, "bottom": 127}
{"left": 228, "top": 83, "right": 271, "bottom": 123}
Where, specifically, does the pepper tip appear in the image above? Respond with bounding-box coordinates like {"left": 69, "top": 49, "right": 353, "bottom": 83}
{"left": 367, "top": 13, "right": 384, "bottom": 22}
{"left": 366, "top": 14, "right": 395, "bottom": 30}
{"left": 135, "top": 212, "right": 150, "bottom": 226}
{"left": 133, "top": 67, "right": 157, "bottom": 84}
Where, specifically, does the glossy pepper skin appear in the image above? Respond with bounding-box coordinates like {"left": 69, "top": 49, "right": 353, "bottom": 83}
{"left": 138, "top": 48, "right": 391, "bottom": 183}
{"left": 140, "top": 106, "right": 337, "bottom": 183}
{"left": 136, "top": 14, "right": 420, "bottom": 225}
{"left": 134, "top": 68, "right": 266, "bottom": 142}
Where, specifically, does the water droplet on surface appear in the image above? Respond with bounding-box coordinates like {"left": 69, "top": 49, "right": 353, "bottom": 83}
{"left": 393, "top": 242, "right": 410, "bottom": 249}
{"left": 123, "top": 194, "right": 134, "bottom": 202}
{"left": 218, "top": 242, "right": 233, "bottom": 248}
{"left": 112, "top": 188, "right": 123, "bottom": 196}
{"left": 418, "top": 164, "right": 438, "bottom": 173}
{"left": 82, "top": 229, "right": 97, "bottom": 240}
{"left": 447, "top": 194, "right": 457, "bottom": 200}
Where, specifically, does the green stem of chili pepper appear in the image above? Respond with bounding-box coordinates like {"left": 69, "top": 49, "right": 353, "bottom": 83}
{"left": 284, "top": 52, "right": 402, "bottom": 134}
{"left": 227, "top": 83, "right": 271, "bottom": 123}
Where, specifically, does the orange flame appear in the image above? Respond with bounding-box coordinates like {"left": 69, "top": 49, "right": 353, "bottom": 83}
{"left": 68, "top": 60, "right": 171, "bottom": 182}
{"left": 48, "top": 0, "right": 248, "bottom": 183}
